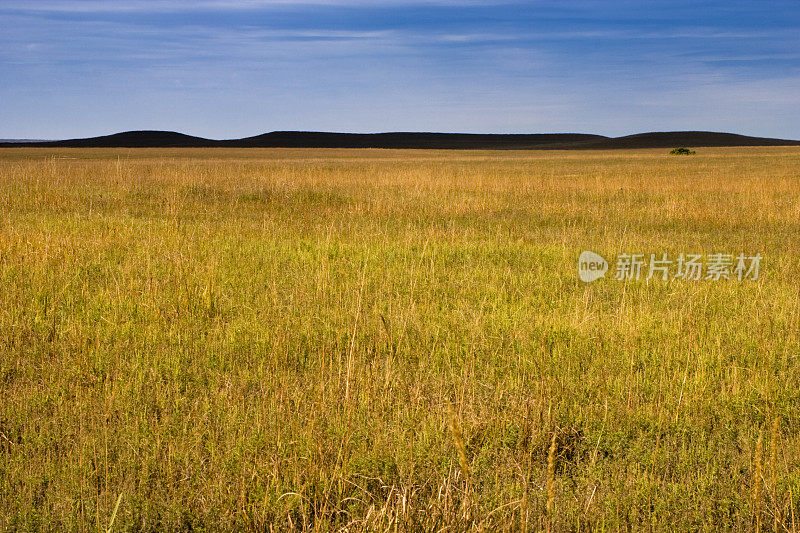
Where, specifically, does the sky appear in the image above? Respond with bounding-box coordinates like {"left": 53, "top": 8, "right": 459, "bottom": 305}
{"left": 1, "top": 0, "right": 799, "bottom": 140}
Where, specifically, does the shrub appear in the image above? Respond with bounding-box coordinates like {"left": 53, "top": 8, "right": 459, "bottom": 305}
{"left": 670, "top": 147, "right": 696, "bottom": 155}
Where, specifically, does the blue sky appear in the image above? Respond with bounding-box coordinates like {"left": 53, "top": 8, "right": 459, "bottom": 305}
{"left": 2, "top": 1, "right": 799, "bottom": 139}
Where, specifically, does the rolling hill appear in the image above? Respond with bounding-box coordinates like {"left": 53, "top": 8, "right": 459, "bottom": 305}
{"left": 2, "top": 130, "right": 799, "bottom": 149}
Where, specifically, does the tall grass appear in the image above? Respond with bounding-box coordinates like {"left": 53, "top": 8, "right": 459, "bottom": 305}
{"left": 0, "top": 147, "right": 799, "bottom": 530}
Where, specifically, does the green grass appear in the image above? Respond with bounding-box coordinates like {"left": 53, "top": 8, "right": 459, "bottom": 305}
{"left": 1, "top": 147, "right": 799, "bottom": 530}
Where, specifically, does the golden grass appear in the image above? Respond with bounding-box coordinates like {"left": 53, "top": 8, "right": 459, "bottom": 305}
{"left": 1, "top": 146, "right": 799, "bottom": 530}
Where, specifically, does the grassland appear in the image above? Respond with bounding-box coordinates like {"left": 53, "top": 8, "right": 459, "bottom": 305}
{"left": 1, "top": 147, "right": 799, "bottom": 531}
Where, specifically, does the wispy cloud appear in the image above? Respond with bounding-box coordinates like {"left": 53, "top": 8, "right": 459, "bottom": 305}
{"left": 0, "top": 0, "right": 505, "bottom": 13}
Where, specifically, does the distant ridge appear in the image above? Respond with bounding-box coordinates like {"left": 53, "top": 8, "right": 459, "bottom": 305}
{"left": 232, "top": 132, "right": 607, "bottom": 149}
{"left": 576, "top": 131, "right": 800, "bottom": 149}
{"left": 2, "top": 130, "right": 799, "bottom": 149}
{"left": 16, "top": 130, "right": 220, "bottom": 148}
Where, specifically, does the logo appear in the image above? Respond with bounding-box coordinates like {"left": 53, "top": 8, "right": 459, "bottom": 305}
{"left": 577, "top": 250, "right": 762, "bottom": 282}
{"left": 578, "top": 251, "right": 608, "bottom": 283}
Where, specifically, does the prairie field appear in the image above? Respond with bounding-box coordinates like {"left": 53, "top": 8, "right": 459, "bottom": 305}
{"left": 2, "top": 146, "right": 800, "bottom": 531}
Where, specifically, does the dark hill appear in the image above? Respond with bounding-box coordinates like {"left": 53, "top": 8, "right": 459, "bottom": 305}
{"left": 2, "top": 130, "right": 799, "bottom": 149}
{"left": 229, "top": 131, "right": 607, "bottom": 149}
{"left": 22, "top": 130, "right": 219, "bottom": 148}
{"left": 577, "top": 131, "right": 800, "bottom": 149}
